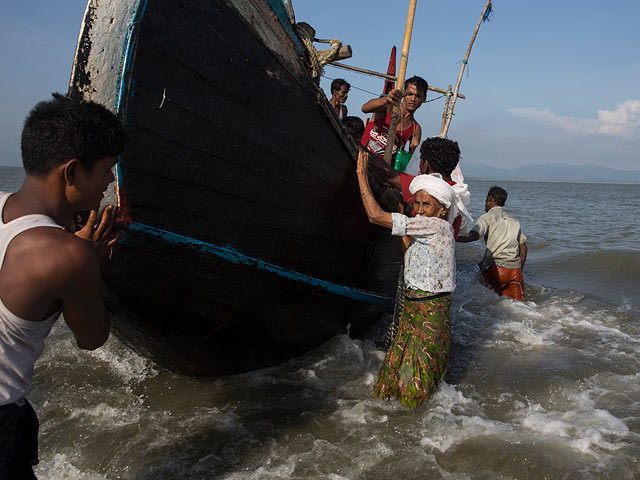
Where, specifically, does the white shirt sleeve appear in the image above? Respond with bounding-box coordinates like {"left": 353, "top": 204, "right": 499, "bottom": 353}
{"left": 472, "top": 212, "right": 490, "bottom": 237}
{"left": 392, "top": 213, "right": 447, "bottom": 237}
{"left": 391, "top": 212, "right": 407, "bottom": 237}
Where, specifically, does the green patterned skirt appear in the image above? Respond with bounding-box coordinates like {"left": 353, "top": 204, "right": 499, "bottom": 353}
{"left": 373, "top": 289, "right": 452, "bottom": 408}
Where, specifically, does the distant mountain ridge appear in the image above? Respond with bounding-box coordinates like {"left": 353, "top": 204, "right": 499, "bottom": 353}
{"left": 461, "top": 163, "right": 640, "bottom": 183}
{"left": 2, "top": 164, "right": 639, "bottom": 184}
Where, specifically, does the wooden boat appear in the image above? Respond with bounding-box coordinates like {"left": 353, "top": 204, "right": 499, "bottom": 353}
{"left": 69, "top": 0, "right": 401, "bottom": 376}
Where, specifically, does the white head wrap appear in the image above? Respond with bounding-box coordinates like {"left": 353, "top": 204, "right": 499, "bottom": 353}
{"left": 450, "top": 182, "right": 473, "bottom": 224}
{"left": 409, "top": 174, "right": 454, "bottom": 208}
{"left": 409, "top": 173, "right": 474, "bottom": 224}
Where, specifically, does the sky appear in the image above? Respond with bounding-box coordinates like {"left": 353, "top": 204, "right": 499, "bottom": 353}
{"left": 1, "top": 0, "right": 639, "bottom": 171}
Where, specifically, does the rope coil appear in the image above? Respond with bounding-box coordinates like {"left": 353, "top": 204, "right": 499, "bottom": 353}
{"left": 294, "top": 23, "right": 342, "bottom": 80}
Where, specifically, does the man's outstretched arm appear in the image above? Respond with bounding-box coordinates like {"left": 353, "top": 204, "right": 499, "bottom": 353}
{"left": 456, "top": 230, "right": 480, "bottom": 243}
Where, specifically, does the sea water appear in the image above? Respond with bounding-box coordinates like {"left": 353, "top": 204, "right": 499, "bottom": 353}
{"left": 1, "top": 167, "right": 639, "bottom": 479}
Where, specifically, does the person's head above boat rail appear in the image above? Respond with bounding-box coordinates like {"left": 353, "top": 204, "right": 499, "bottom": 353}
{"left": 330, "top": 78, "right": 350, "bottom": 98}
{"left": 329, "top": 78, "right": 351, "bottom": 119}
{"left": 22, "top": 93, "right": 124, "bottom": 180}
{"left": 360, "top": 74, "right": 428, "bottom": 159}
{"left": 382, "top": 76, "right": 428, "bottom": 114}
{"left": 419, "top": 137, "right": 460, "bottom": 178}
{"left": 403, "top": 75, "right": 428, "bottom": 111}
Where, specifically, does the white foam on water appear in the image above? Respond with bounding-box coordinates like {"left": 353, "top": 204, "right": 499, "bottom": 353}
{"left": 87, "top": 338, "right": 159, "bottom": 383}
{"left": 418, "top": 384, "right": 510, "bottom": 452}
{"left": 617, "top": 297, "right": 634, "bottom": 313}
{"left": 176, "top": 407, "right": 246, "bottom": 435}
{"left": 67, "top": 402, "right": 142, "bottom": 427}
{"left": 35, "top": 453, "right": 106, "bottom": 480}
{"left": 220, "top": 436, "right": 403, "bottom": 480}
{"left": 39, "top": 319, "right": 158, "bottom": 385}
{"left": 331, "top": 399, "right": 391, "bottom": 426}
{"left": 492, "top": 319, "right": 552, "bottom": 346}
{"left": 27, "top": 254, "right": 640, "bottom": 479}
{"left": 220, "top": 445, "right": 310, "bottom": 480}
{"left": 516, "top": 381, "right": 632, "bottom": 455}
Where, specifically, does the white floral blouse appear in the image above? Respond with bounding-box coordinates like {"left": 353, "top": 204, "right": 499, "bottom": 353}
{"left": 391, "top": 213, "right": 456, "bottom": 293}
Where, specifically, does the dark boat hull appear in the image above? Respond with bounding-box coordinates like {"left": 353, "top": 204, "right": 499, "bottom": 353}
{"left": 70, "top": 0, "right": 400, "bottom": 375}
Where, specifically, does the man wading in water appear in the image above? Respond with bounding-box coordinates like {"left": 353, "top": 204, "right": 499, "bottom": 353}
{"left": 0, "top": 93, "right": 123, "bottom": 478}
{"left": 457, "top": 186, "right": 528, "bottom": 300}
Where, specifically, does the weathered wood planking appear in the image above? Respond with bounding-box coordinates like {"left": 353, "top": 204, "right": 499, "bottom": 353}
{"left": 69, "top": 0, "right": 401, "bottom": 376}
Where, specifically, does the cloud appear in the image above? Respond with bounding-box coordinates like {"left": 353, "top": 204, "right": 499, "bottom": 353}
{"left": 597, "top": 100, "right": 640, "bottom": 137}
{"left": 509, "top": 100, "right": 640, "bottom": 138}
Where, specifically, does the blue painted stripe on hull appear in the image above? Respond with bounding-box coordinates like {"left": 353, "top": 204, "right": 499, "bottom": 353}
{"left": 109, "top": 2, "right": 388, "bottom": 307}
{"left": 265, "top": 0, "right": 303, "bottom": 52}
{"left": 126, "top": 222, "right": 394, "bottom": 307}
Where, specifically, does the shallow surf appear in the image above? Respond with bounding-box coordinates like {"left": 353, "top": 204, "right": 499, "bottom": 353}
{"left": 1, "top": 169, "right": 639, "bottom": 478}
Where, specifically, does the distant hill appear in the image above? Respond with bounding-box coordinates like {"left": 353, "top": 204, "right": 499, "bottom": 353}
{"left": 462, "top": 163, "right": 640, "bottom": 183}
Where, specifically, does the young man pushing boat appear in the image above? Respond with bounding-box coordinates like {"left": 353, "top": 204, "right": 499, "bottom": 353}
{"left": 0, "top": 93, "right": 123, "bottom": 478}
{"left": 360, "top": 75, "right": 428, "bottom": 161}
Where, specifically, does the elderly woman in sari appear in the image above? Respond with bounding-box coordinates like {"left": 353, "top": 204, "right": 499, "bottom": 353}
{"left": 357, "top": 150, "right": 465, "bottom": 407}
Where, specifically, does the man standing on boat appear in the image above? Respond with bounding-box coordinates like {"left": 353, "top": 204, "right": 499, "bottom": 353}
{"left": 456, "top": 186, "right": 527, "bottom": 301}
{"left": 0, "top": 93, "right": 122, "bottom": 478}
{"left": 360, "top": 76, "right": 427, "bottom": 161}
{"left": 328, "top": 78, "right": 350, "bottom": 120}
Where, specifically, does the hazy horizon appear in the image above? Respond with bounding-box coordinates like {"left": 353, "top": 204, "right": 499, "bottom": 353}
{"left": 1, "top": 1, "right": 639, "bottom": 171}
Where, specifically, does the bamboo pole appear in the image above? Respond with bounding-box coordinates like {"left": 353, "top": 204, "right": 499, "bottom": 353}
{"left": 440, "top": 84, "right": 453, "bottom": 134}
{"left": 328, "top": 62, "right": 397, "bottom": 81}
{"left": 328, "top": 62, "right": 466, "bottom": 98}
{"left": 383, "top": 0, "right": 417, "bottom": 165}
{"left": 440, "top": 0, "right": 492, "bottom": 138}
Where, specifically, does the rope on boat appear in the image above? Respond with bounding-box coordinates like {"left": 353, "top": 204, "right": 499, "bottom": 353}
{"left": 294, "top": 23, "right": 342, "bottom": 80}
{"left": 483, "top": 2, "right": 494, "bottom": 22}
{"left": 457, "top": 58, "right": 471, "bottom": 78}
{"left": 383, "top": 265, "right": 405, "bottom": 350}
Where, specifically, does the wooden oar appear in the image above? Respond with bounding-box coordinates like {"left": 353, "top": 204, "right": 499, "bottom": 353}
{"left": 440, "top": 0, "right": 492, "bottom": 137}
{"left": 383, "top": 0, "right": 417, "bottom": 166}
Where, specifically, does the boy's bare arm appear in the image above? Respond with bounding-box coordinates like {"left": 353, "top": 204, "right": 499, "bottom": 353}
{"left": 410, "top": 123, "right": 422, "bottom": 153}
{"left": 2, "top": 229, "right": 111, "bottom": 350}
{"left": 58, "top": 239, "right": 110, "bottom": 350}
{"left": 61, "top": 208, "right": 120, "bottom": 349}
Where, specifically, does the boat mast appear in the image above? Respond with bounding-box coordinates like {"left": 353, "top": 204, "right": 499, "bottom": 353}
{"left": 440, "top": 0, "right": 493, "bottom": 138}
{"left": 383, "top": 0, "right": 417, "bottom": 166}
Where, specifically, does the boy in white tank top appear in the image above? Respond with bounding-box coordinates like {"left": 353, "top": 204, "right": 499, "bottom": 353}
{"left": 0, "top": 93, "right": 123, "bottom": 478}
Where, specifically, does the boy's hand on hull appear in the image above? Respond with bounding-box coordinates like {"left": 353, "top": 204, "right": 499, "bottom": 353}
{"left": 74, "top": 205, "right": 120, "bottom": 258}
